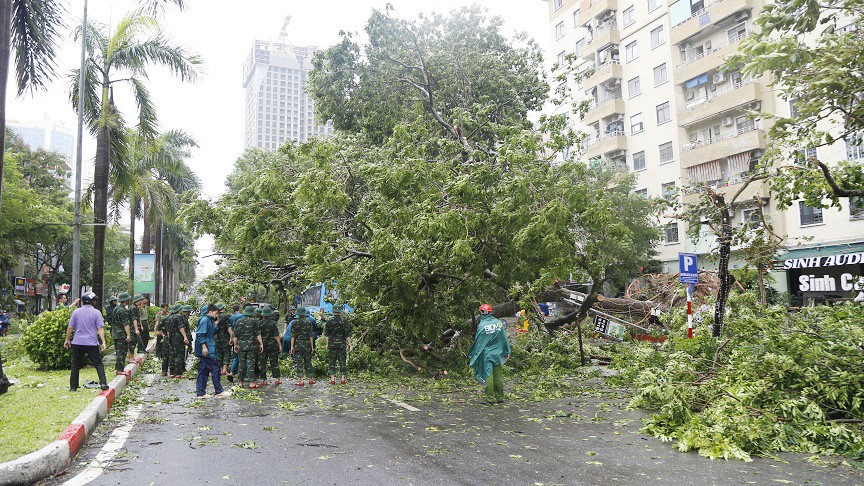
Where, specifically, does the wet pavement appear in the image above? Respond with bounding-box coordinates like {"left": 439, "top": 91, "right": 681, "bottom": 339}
{"left": 43, "top": 358, "right": 864, "bottom": 486}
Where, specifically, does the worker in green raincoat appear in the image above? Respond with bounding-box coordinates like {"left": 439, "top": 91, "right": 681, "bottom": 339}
{"left": 468, "top": 303, "right": 511, "bottom": 404}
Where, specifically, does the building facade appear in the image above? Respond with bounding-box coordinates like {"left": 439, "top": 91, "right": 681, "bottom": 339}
{"left": 243, "top": 40, "right": 333, "bottom": 150}
{"left": 542, "top": 0, "right": 863, "bottom": 304}
{"left": 8, "top": 122, "right": 74, "bottom": 190}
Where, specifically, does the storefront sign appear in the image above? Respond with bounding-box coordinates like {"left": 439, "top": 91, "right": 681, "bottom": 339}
{"left": 783, "top": 252, "right": 864, "bottom": 269}
{"left": 798, "top": 273, "right": 863, "bottom": 292}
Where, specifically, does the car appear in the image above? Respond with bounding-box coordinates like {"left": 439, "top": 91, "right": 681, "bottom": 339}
{"left": 296, "top": 282, "right": 352, "bottom": 317}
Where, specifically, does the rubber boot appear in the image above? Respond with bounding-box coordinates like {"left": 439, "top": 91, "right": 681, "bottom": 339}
{"left": 295, "top": 380, "right": 305, "bottom": 387}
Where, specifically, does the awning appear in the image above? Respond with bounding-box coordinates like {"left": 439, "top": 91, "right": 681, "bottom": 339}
{"left": 780, "top": 242, "right": 864, "bottom": 261}
{"left": 727, "top": 152, "right": 751, "bottom": 175}
{"left": 778, "top": 242, "right": 864, "bottom": 270}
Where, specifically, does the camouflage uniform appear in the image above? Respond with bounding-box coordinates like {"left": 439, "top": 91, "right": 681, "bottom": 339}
{"left": 112, "top": 297, "right": 133, "bottom": 372}
{"left": 257, "top": 308, "right": 281, "bottom": 381}
{"left": 233, "top": 307, "right": 261, "bottom": 383}
{"left": 215, "top": 307, "right": 233, "bottom": 370}
{"left": 136, "top": 303, "right": 150, "bottom": 353}
{"left": 181, "top": 307, "right": 193, "bottom": 370}
{"left": 291, "top": 309, "right": 315, "bottom": 379}
{"left": 154, "top": 308, "right": 169, "bottom": 360}
{"left": 325, "top": 313, "right": 351, "bottom": 376}
{"left": 167, "top": 310, "right": 188, "bottom": 376}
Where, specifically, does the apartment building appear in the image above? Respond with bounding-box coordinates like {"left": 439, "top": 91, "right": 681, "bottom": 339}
{"left": 243, "top": 40, "right": 333, "bottom": 150}
{"left": 542, "top": 0, "right": 863, "bottom": 304}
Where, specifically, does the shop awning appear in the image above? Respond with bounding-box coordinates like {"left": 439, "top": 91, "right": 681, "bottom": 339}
{"left": 780, "top": 242, "right": 864, "bottom": 261}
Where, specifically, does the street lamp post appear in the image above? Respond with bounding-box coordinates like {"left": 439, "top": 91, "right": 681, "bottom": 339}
{"left": 71, "top": 0, "right": 89, "bottom": 302}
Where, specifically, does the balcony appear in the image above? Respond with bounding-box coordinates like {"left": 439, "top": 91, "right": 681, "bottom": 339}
{"left": 584, "top": 97, "right": 625, "bottom": 124}
{"left": 582, "top": 60, "right": 622, "bottom": 90}
{"left": 674, "top": 32, "right": 748, "bottom": 83}
{"left": 681, "top": 126, "right": 765, "bottom": 168}
{"left": 585, "top": 130, "right": 627, "bottom": 159}
{"left": 583, "top": 0, "right": 618, "bottom": 22}
{"left": 671, "top": 0, "right": 761, "bottom": 45}
{"left": 584, "top": 24, "right": 620, "bottom": 59}
{"left": 682, "top": 176, "right": 768, "bottom": 204}
{"left": 678, "top": 79, "right": 765, "bottom": 127}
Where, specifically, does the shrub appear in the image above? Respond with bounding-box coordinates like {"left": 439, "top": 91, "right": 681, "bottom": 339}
{"left": 21, "top": 308, "right": 73, "bottom": 370}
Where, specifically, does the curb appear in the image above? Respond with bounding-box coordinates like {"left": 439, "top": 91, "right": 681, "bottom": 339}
{"left": 0, "top": 339, "right": 157, "bottom": 486}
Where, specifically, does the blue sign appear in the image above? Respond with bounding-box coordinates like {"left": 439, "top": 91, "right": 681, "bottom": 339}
{"left": 679, "top": 253, "right": 699, "bottom": 284}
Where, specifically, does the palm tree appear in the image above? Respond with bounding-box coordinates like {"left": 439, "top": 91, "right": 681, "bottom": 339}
{"left": 110, "top": 129, "right": 198, "bottom": 300}
{"left": 70, "top": 11, "right": 200, "bottom": 307}
{"left": 0, "top": 0, "right": 63, "bottom": 212}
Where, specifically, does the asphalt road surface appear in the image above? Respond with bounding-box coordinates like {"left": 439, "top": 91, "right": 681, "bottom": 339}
{"left": 43, "top": 361, "right": 864, "bottom": 486}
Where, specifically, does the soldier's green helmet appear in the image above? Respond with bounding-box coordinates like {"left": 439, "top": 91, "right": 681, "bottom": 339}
{"left": 117, "top": 292, "right": 131, "bottom": 302}
{"left": 261, "top": 306, "right": 273, "bottom": 317}
{"left": 242, "top": 305, "right": 255, "bottom": 316}
{"left": 133, "top": 294, "right": 145, "bottom": 303}
{"left": 215, "top": 302, "right": 226, "bottom": 311}
{"left": 296, "top": 306, "right": 309, "bottom": 317}
{"left": 254, "top": 307, "right": 262, "bottom": 316}
{"left": 170, "top": 303, "right": 182, "bottom": 313}
{"left": 181, "top": 305, "right": 193, "bottom": 313}
{"left": 332, "top": 304, "right": 343, "bottom": 314}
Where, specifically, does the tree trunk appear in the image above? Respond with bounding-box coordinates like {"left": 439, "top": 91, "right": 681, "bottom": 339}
{"left": 162, "top": 253, "right": 170, "bottom": 303}
{"left": 154, "top": 220, "right": 162, "bottom": 305}
{"left": 129, "top": 194, "right": 136, "bottom": 295}
{"left": 142, "top": 203, "right": 152, "bottom": 253}
{"left": 92, "top": 121, "right": 110, "bottom": 310}
{"left": 713, "top": 197, "right": 733, "bottom": 338}
{"left": 0, "top": 0, "right": 11, "bottom": 213}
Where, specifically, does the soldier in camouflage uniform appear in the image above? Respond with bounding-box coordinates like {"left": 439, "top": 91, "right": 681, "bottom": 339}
{"left": 168, "top": 304, "right": 190, "bottom": 377}
{"left": 154, "top": 303, "right": 169, "bottom": 363}
{"left": 233, "top": 305, "right": 263, "bottom": 388}
{"left": 257, "top": 306, "right": 282, "bottom": 386}
{"left": 325, "top": 304, "right": 352, "bottom": 385}
{"left": 156, "top": 304, "right": 179, "bottom": 376}
{"left": 181, "top": 305, "right": 194, "bottom": 370}
{"left": 290, "top": 307, "right": 316, "bottom": 386}
{"left": 111, "top": 293, "right": 133, "bottom": 373}
{"left": 215, "top": 303, "right": 233, "bottom": 375}
{"left": 133, "top": 295, "right": 149, "bottom": 353}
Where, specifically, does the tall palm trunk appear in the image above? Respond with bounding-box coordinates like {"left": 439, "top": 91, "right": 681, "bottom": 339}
{"left": 154, "top": 220, "right": 162, "bottom": 304}
{"left": 0, "top": 1, "right": 10, "bottom": 212}
{"left": 129, "top": 193, "right": 136, "bottom": 294}
{"left": 92, "top": 121, "right": 110, "bottom": 309}
{"left": 142, "top": 203, "right": 152, "bottom": 253}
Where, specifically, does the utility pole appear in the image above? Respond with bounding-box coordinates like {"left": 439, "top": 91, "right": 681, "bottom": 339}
{"left": 71, "top": 0, "right": 89, "bottom": 302}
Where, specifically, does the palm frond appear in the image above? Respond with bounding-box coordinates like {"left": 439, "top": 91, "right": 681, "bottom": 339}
{"left": 139, "top": 0, "right": 186, "bottom": 17}
{"left": 11, "top": 0, "right": 65, "bottom": 93}
{"left": 113, "top": 34, "right": 202, "bottom": 82}
{"left": 68, "top": 63, "right": 102, "bottom": 135}
{"left": 130, "top": 77, "right": 159, "bottom": 140}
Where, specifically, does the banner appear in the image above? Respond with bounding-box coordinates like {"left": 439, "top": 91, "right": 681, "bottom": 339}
{"left": 133, "top": 253, "right": 156, "bottom": 294}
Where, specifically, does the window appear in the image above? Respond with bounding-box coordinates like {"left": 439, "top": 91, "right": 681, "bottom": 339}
{"left": 742, "top": 208, "right": 762, "bottom": 229}
{"left": 727, "top": 22, "right": 747, "bottom": 41}
{"left": 556, "top": 21, "right": 566, "bottom": 39}
{"left": 635, "top": 188, "right": 648, "bottom": 197}
{"left": 628, "top": 77, "right": 641, "bottom": 98}
{"left": 557, "top": 51, "right": 566, "bottom": 67}
{"left": 648, "top": 0, "right": 661, "bottom": 11}
{"left": 573, "top": 10, "right": 581, "bottom": 26}
{"left": 794, "top": 147, "right": 817, "bottom": 165}
{"left": 656, "top": 101, "right": 671, "bottom": 124}
{"left": 650, "top": 26, "right": 665, "bottom": 48}
{"left": 625, "top": 41, "right": 638, "bottom": 62}
{"left": 664, "top": 222, "right": 680, "bottom": 244}
{"left": 574, "top": 38, "right": 585, "bottom": 57}
{"left": 789, "top": 98, "right": 801, "bottom": 119}
{"left": 736, "top": 115, "right": 755, "bottom": 132}
{"left": 659, "top": 141, "right": 674, "bottom": 163}
{"left": 653, "top": 63, "right": 668, "bottom": 85}
{"left": 630, "top": 114, "right": 644, "bottom": 134}
{"left": 799, "top": 201, "right": 824, "bottom": 225}
{"left": 662, "top": 181, "right": 677, "bottom": 200}
{"left": 623, "top": 6, "right": 636, "bottom": 27}
{"left": 850, "top": 197, "right": 864, "bottom": 220}
{"left": 633, "top": 151, "right": 646, "bottom": 170}
{"left": 846, "top": 134, "right": 864, "bottom": 160}
{"left": 554, "top": 0, "right": 564, "bottom": 10}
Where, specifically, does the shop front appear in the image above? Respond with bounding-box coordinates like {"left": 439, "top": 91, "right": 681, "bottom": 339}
{"left": 781, "top": 244, "right": 864, "bottom": 306}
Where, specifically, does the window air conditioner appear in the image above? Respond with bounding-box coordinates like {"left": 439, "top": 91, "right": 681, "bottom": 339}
{"left": 751, "top": 101, "right": 762, "bottom": 110}
{"left": 687, "top": 91, "right": 695, "bottom": 100}
{"left": 689, "top": 133, "right": 699, "bottom": 142}
{"left": 734, "top": 10, "right": 750, "bottom": 22}
{"left": 722, "top": 117, "right": 734, "bottom": 126}
{"left": 704, "top": 40, "right": 712, "bottom": 50}
{"left": 713, "top": 73, "right": 726, "bottom": 84}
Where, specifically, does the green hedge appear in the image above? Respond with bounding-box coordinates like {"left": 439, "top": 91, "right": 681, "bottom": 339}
{"left": 20, "top": 308, "right": 73, "bottom": 370}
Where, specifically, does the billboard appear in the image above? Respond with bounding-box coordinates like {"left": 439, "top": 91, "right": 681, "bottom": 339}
{"left": 134, "top": 253, "right": 156, "bottom": 294}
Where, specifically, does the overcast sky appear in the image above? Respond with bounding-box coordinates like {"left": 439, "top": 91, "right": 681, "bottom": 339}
{"left": 7, "top": 0, "right": 550, "bottom": 278}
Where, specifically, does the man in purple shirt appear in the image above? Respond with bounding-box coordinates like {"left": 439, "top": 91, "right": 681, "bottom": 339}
{"left": 63, "top": 292, "right": 109, "bottom": 391}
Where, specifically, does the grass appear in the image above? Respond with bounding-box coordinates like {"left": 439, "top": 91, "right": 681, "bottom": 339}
{"left": 0, "top": 341, "right": 106, "bottom": 463}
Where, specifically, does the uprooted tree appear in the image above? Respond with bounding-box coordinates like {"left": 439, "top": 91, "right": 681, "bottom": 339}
{"left": 186, "top": 6, "right": 664, "bottom": 352}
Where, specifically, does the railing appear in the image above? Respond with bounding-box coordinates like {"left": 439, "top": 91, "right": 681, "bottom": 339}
{"left": 681, "top": 124, "right": 757, "bottom": 151}
{"left": 672, "top": 0, "right": 726, "bottom": 28}
{"left": 586, "top": 95, "right": 623, "bottom": 111}
{"left": 675, "top": 32, "right": 748, "bottom": 70}
{"left": 679, "top": 78, "right": 756, "bottom": 111}
{"left": 595, "top": 21, "right": 618, "bottom": 34}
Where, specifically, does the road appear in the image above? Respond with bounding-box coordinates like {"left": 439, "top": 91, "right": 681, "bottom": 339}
{"left": 43, "top": 359, "right": 864, "bottom": 486}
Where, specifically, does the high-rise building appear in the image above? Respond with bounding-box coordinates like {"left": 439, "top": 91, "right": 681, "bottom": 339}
{"left": 8, "top": 122, "right": 74, "bottom": 190}
{"left": 243, "top": 40, "right": 333, "bottom": 150}
{"left": 542, "top": 0, "right": 864, "bottom": 305}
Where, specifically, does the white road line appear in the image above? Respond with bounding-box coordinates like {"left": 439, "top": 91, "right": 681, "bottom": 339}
{"left": 383, "top": 397, "right": 420, "bottom": 412}
{"left": 63, "top": 375, "right": 155, "bottom": 486}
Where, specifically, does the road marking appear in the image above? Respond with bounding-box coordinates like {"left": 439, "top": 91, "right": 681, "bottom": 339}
{"left": 383, "top": 397, "right": 420, "bottom": 412}
{"left": 63, "top": 375, "right": 155, "bottom": 486}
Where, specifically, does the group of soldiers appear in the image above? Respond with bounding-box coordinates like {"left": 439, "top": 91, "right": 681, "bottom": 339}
{"left": 107, "top": 294, "right": 353, "bottom": 388}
